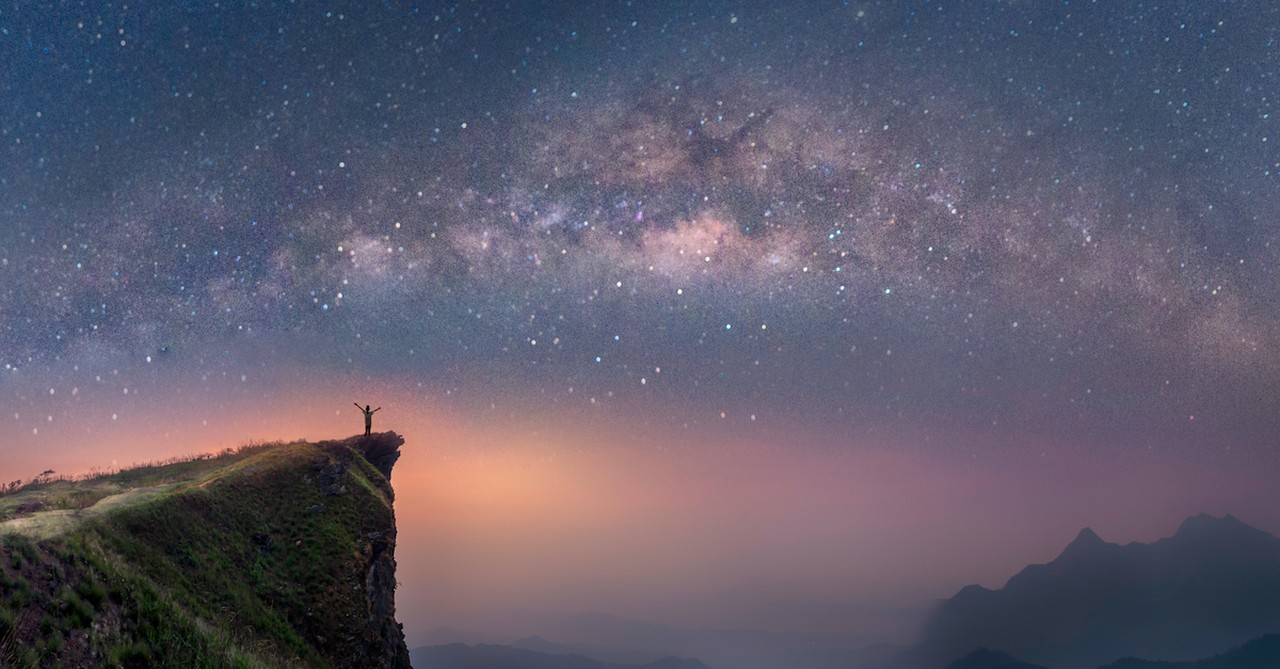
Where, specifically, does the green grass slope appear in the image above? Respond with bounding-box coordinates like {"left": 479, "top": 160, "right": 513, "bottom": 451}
{"left": 0, "top": 432, "right": 411, "bottom": 669}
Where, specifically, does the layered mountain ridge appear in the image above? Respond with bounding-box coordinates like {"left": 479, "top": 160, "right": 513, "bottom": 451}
{"left": 899, "top": 514, "right": 1280, "bottom": 669}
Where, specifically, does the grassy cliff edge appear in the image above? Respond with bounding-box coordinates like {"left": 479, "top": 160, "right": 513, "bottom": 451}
{"left": 0, "top": 432, "right": 411, "bottom": 669}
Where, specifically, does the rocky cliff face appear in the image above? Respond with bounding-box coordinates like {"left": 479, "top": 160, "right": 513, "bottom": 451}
{"left": 0, "top": 432, "right": 412, "bottom": 668}
{"left": 315, "top": 432, "right": 412, "bottom": 668}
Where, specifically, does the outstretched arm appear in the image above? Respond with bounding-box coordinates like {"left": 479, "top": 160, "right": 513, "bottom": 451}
{"left": 373, "top": 407, "right": 381, "bottom": 413}
{"left": 354, "top": 402, "right": 362, "bottom": 409}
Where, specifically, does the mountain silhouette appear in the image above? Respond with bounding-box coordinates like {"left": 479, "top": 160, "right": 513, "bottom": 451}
{"left": 509, "top": 635, "right": 681, "bottom": 665}
{"left": 415, "top": 613, "right": 903, "bottom": 669}
{"left": 408, "top": 642, "right": 712, "bottom": 669}
{"left": 1098, "top": 632, "right": 1280, "bottom": 669}
{"left": 946, "top": 648, "right": 1049, "bottom": 669}
{"left": 895, "top": 514, "right": 1280, "bottom": 669}
{"left": 498, "top": 610, "right": 891, "bottom": 669}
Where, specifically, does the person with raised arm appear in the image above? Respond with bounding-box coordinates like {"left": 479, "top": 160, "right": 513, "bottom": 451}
{"left": 355, "top": 403, "right": 381, "bottom": 436}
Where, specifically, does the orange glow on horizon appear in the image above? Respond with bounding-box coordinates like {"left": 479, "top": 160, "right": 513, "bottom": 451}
{"left": 6, "top": 380, "right": 1280, "bottom": 643}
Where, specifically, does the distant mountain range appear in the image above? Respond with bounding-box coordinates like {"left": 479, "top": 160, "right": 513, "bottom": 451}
{"left": 897, "top": 514, "right": 1280, "bottom": 669}
{"left": 418, "top": 612, "right": 902, "bottom": 669}
{"left": 946, "top": 648, "right": 1049, "bottom": 669}
{"left": 940, "top": 633, "right": 1280, "bottom": 669}
{"left": 408, "top": 642, "right": 712, "bottom": 669}
{"left": 412, "top": 632, "right": 1280, "bottom": 669}
{"left": 509, "top": 635, "right": 680, "bottom": 665}
{"left": 1098, "top": 632, "right": 1280, "bottom": 669}
{"left": 412, "top": 514, "right": 1280, "bottom": 669}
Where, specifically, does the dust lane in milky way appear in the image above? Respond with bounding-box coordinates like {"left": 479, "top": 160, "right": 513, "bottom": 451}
{"left": 4, "top": 2, "right": 1277, "bottom": 457}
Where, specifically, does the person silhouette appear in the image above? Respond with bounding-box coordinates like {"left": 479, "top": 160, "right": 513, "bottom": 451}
{"left": 355, "top": 403, "right": 381, "bottom": 436}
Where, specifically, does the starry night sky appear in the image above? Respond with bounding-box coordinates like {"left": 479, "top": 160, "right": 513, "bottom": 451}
{"left": 3, "top": 0, "right": 1280, "bottom": 644}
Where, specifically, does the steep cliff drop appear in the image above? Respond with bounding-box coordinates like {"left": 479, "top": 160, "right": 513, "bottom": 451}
{"left": 0, "top": 432, "right": 412, "bottom": 668}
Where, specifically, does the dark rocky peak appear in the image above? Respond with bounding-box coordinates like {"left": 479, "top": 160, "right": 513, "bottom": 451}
{"left": 951, "top": 583, "right": 995, "bottom": 602}
{"left": 1174, "top": 512, "right": 1247, "bottom": 539}
{"left": 999, "top": 528, "right": 1117, "bottom": 592}
{"left": 1069, "top": 526, "right": 1104, "bottom": 548}
{"left": 1168, "top": 513, "right": 1279, "bottom": 554}
{"left": 946, "top": 647, "right": 1048, "bottom": 669}
{"left": 1055, "top": 526, "right": 1115, "bottom": 563}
